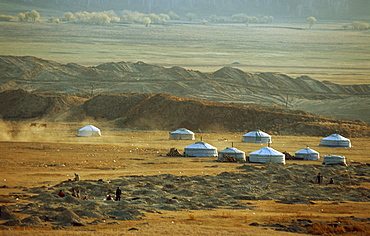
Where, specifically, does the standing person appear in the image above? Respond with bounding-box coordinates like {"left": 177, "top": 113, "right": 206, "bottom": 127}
{"left": 74, "top": 173, "right": 80, "bottom": 181}
{"left": 316, "top": 173, "right": 322, "bottom": 184}
{"left": 115, "top": 187, "right": 122, "bottom": 201}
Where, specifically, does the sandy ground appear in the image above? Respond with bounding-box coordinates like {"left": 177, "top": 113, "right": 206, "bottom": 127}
{"left": 0, "top": 123, "right": 369, "bottom": 235}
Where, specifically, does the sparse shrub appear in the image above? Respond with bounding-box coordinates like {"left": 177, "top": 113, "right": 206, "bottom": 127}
{"left": 230, "top": 13, "right": 249, "bottom": 23}
{"left": 148, "top": 13, "right": 161, "bottom": 24}
{"left": 110, "top": 16, "right": 120, "bottom": 23}
{"left": 346, "top": 224, "right": 366, "bottom": 232}
{"left": 64, "top": 12, "right": 74, "bottom": 22}
{"left": 306, "top": 16, "right": 317, "bottom": 28}
{"left": 159, "top": 13, "right": 170, "bottom": 24}
{"left": 213, "top": 212, "right": 233, "bottom": 218}
{"left": 72, "top": 11, "right": 111, "bottom": 25}
{"left": 47, "top": 17, "right": 59, "bottom": 23}
{"left": 308, "top": 222, "right": 367, "bottom": 235}
{"left": 27, "top": 10, "right": 40, "bottom": 22}
{"left": 168, "top": 11, "right": 180, "bottom": 20}
{"left": 186, "top": 13, "right": 197, "bottom": 21}
{"left": 121, "top": 10, "right": 144, "bottom": 24}
{"left": 18, "top": 12, "right": 26, "bottom": 21}
{"left": 259, "top": 16, "right": 269, "bottom": 23}
{"left": 0, "top": 15, "right": 13, "bottom": 21}
{"left": 249, "top": 16, "right": 259, "bottom": 23}
{"left": 18, "top": 10, "right": 40, "bottom": 22}
{"left": 209, "top": 14, "right": 226, "bottom": 23}
{"left": 351, "top": 21, "right": 370, "bottom": 30}
{"left": 188, "top": 214, "right": 196, "bottom": 220}
{"left": 143, "top": 17, "right": 151, "bottom": 27}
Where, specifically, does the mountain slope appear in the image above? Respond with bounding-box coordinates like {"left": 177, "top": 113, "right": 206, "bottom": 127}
{"left": 1, "top": 55, "right": 369, "bottom": 123}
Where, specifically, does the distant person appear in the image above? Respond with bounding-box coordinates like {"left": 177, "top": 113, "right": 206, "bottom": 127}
{"left": 71, "top": 188, "right": 77, "bottom": 197}
{"left": 58, "top": 190, "right": 65, "bottom": 197}
{"left": 115, "top": 187, "right": 122, "bottom": 201}
{"left": 329, "top": 177, "right": 334, "bottom": 184}
{"left": 74, "top": 173, "right": 80, "bottom": 181}
{"left": 83, "top": 195, "right": 88, "bottom": 200}
{"left": 316, "top": 173, "right": 322, "bottom": 184}
{"left": 106, "top": 195, "right": 114, "bottom": 201}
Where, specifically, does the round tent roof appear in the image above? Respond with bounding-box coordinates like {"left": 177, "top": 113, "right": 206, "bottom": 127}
{"left": 322, "top": 134, "right": 350, "bottom": 141}
{"left": 249, "top": 147, "right": 283, "bottom": 156}
{"left": 185, "top": 141, "right": 216, "bottom": 150}
{"left": 295, "top": 147, "right": 319, "bottom": 155}
{"left": 170, "top": 128, "right": 194, "bottom": 135}
{"left": 219, "top": 147, "right": 245, "bottom": 154}
{"left": 243, "top": 130, "right": 271, "bottom": 138}
{"left": 77, "top": 125, "right": 101, "bottom": 137}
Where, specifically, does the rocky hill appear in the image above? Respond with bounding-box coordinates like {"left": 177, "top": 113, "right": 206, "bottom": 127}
{"left": 1, "top": 55, "right": 369, "bottom": 124}
{"left": 0, "top": 89, "right": 369, "bottom": 137}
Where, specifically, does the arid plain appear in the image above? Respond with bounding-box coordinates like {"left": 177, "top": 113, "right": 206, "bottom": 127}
{"left": 1, "top": 7, "right": 370, "bottom": 234}
{"left": 0, "top": 122, "right": 369, "bottom": 235}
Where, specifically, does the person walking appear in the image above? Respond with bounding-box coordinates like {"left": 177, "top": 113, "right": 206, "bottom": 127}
{"left": 115, "top": 187, "right": 122, "bottom": 201}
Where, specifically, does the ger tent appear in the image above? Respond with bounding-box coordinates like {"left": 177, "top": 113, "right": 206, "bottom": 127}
{"left": 218, "top": 147, "right": 246, "bottom": 162}
{"left": 184, "top": 141, "right": 217, "bottom": 157}
{"left": 249, "top": 147, "right": 285, "bottom": 164}
{"left": 295, "top": 147, "right": 320, "bottom": 160}
{"left": 322, "top": 155, "right": 347, "bottom": 166}
{"left": 77, "top": 125, "right": 101, "bottom": 137}
{"left": 242, "top": 130, "right": 272, "bottom": 143}
{"left": 319, "top": 134, "right": 351, "bottom": 147}
{"left": 169, "top": 128, "right": 195, "bottom": 140}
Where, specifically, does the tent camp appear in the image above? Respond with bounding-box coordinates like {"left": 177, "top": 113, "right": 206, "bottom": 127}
{"left": 322, "top": 155, "right": 347, "bottom": 166}
{"left": 77, "top": 125, "right": 101, "bottom": 137}
{"left": 184, "top": 141, "right": 217, "bottom": 157}
{"left": 319, "top": 134, "right": 351, "bottom": 147}
{"left": 242, "top": 130, "right": 272, "bottom": 143}
{"left": 169, "top": 128, "right": 195, "bottom": 140}
{"left": 218, "top": 147, "right": 246, "bottom": 162}
{"left": 249, "top": 147, "right": 285, "bottom": 164}
{"left": 295, "top": 147, "right": 320, "bottom": 160}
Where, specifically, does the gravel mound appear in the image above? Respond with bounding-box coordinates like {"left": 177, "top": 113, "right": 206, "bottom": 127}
{"left": 1, "top": 163, "right": 369, "bottom": 228}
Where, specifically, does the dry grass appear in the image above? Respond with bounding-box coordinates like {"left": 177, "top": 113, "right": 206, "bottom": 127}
{"left": 308, "top": 222, "right": 367, "bottom": 235}
{"left": 0, "top": 122, "right": 370, "bottom": 235}
{"left": 0, "top": 21, "right": 369, "bottom": 84}
{"left": 188, "top": 214, "right": 197, "bottom": 220}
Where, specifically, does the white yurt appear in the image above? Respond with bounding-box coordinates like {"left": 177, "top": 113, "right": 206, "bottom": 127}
{"left": 169, "top": 128, "right": 195, "bottom": 140}
{"left": 322, "top": 155, "right": 347, "bottom": 166}
{"left": 218, "top": 147, "right": 246, "bottom": 162}
{"left": 249, "top": 147, "right": 285, "bottom": 164}
{"left": 184, "top": 141, "right": 217, "bottom": 157}
{"left": 242, "top": 130, "right": 272, "bottom": 143}
{"left": 319, "top": 134, "right": 351, "bottom": 147}
{"left": 77, "top": 125, "right": 101, "bottom": 137}
{"left": 295, "top": 147, "right": 320, "bottom": 160}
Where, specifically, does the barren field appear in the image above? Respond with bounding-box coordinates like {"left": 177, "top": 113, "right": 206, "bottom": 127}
{"left": 1, "top": 7, "right": 370, "bottom": 235}
{"left": 1, "top": 21, "right": 369, "bottom": 84}
{"left": 0, "top": 122, "right": 369, "bottom": 235}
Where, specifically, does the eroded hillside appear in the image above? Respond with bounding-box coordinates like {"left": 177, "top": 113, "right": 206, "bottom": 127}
{"left": 0, "top": 89, "right": 368, "bottom": 137}
{"left": 1, "top": 55, "right": 369, "bottom": 123}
